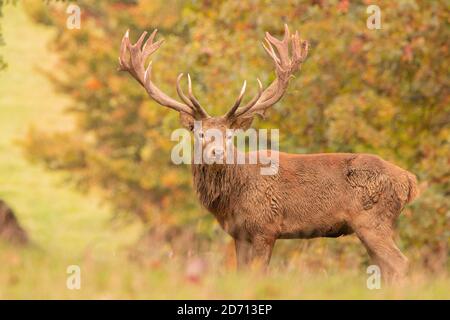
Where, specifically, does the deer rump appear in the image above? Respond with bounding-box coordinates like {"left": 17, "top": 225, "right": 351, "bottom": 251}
{"left": 195, "top": 152, "right": 419, "bottom": 241}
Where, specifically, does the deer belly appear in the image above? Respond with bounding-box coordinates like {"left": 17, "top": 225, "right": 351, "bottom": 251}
{"left": 278, "top": 220, "right": 353, "bottom": 239}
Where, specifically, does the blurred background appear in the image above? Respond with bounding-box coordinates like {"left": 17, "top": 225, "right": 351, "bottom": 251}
{"left": 0, "top": 0, "right": 448, "bottom": 299}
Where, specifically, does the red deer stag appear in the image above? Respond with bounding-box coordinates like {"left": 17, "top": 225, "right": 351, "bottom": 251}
{"left": 119, "top": 25, "right": 418, "bottom": 281}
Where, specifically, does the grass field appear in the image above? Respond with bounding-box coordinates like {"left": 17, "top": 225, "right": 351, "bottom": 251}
{"left": 0, "top": 4, "right": 448, "bottom": 299}
{"left": 0, "top": 4, "right": 143, "bottom": 298}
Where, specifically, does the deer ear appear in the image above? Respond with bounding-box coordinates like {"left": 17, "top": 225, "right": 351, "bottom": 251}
{"left": 179, "top": 113, "right": 195, "bottom": 131}
{"left": 229, "top": 116, "right": 254, "bottom": 130}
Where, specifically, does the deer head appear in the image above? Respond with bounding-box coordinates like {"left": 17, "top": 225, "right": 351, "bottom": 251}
{"left": 119, "top": 25, "right": 308, "bottom": 163}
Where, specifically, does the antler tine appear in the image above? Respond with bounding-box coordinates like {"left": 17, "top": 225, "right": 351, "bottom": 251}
{"left": 262, "top": 39, "right": 281, "bottom": 70}
{"left": 234, "top": 78, "right": 263, "bottom": 118}
{"left": 289, "top": 30, "right": 308, "bottom": 71}
{"left": 225, "top": 80, "right": 247, "bottom": 118}
{"left": 265, "top": 24, "right": 291, "bottom": 66}
{"left": 136, "top": 31, "right": 148, "bottom": 49}
{"left": 226, "top": 25, "right": 308, "bottom": 120}
{"left": 118, "top": 30, "right": 131, "bottom": 71}
{"left": 142, "top": 29, "right": 157, "bottom": 54}
{"left": 176, "top": 73, "right": 194, "bottom": 107}
{"left": 176, "top": 73, "right": 209, "bottom": 118}
{"left": 143, "top": 32, "right": 165, "bottom": 58}
{"left": 187, "top": 74, "right": 209, "bottom": 117}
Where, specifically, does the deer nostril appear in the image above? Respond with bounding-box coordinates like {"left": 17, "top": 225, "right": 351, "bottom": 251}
{"left": 212, "top": 148, "right": 224, "bottom": 157}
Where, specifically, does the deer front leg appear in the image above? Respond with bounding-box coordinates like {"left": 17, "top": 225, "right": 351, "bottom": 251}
{"left": 234, "top": 239, "right": 253, "bottom": 270}
{"left": 234, "top": 236, "right": 275, "bottom": 271}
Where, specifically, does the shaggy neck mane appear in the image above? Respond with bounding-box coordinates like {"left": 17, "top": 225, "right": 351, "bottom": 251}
{"left": 192, "top": 163, "right": 248, "bottom": 214}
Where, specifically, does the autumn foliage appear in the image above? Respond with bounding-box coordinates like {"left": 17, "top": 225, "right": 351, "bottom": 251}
{"left": 0, "top": 1, "right": 9, "bottom": 71}
{"left": 22, "top": 1, "right": 449, "bottom": 272}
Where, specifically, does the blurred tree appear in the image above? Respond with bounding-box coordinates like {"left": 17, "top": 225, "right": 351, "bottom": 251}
{"left": 0, "top": 0, "right": 20, "bottom": 70}
{"left": 0, "top": 0, "right": 8, "bottom": 71}
{"left": 22, "top": 0, "right": 449, "bottom": 270}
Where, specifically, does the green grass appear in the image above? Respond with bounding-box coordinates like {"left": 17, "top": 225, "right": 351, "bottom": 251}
{"left": 0, "top": 2, "right": 141, "bottom": 287}
{"left": 0, "top": 4, "right": 448, "bottom": 300}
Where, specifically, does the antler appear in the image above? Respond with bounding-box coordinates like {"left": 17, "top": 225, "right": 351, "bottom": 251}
{"left": 226, "top": 24, "right": 309, "bottom": 120}
{"left": 176, "top": 73, "right": 209, "bottom": 118}
{"left": 119, "top": 29, "right": 209, "bottom": 118}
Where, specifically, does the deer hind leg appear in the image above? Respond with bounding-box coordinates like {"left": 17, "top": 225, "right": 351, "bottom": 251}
{"left": 355, "top": 223, "right": 409, "bottom": 283}
{"left": 234, "top": 236, "right": 275, "bottom": 271}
